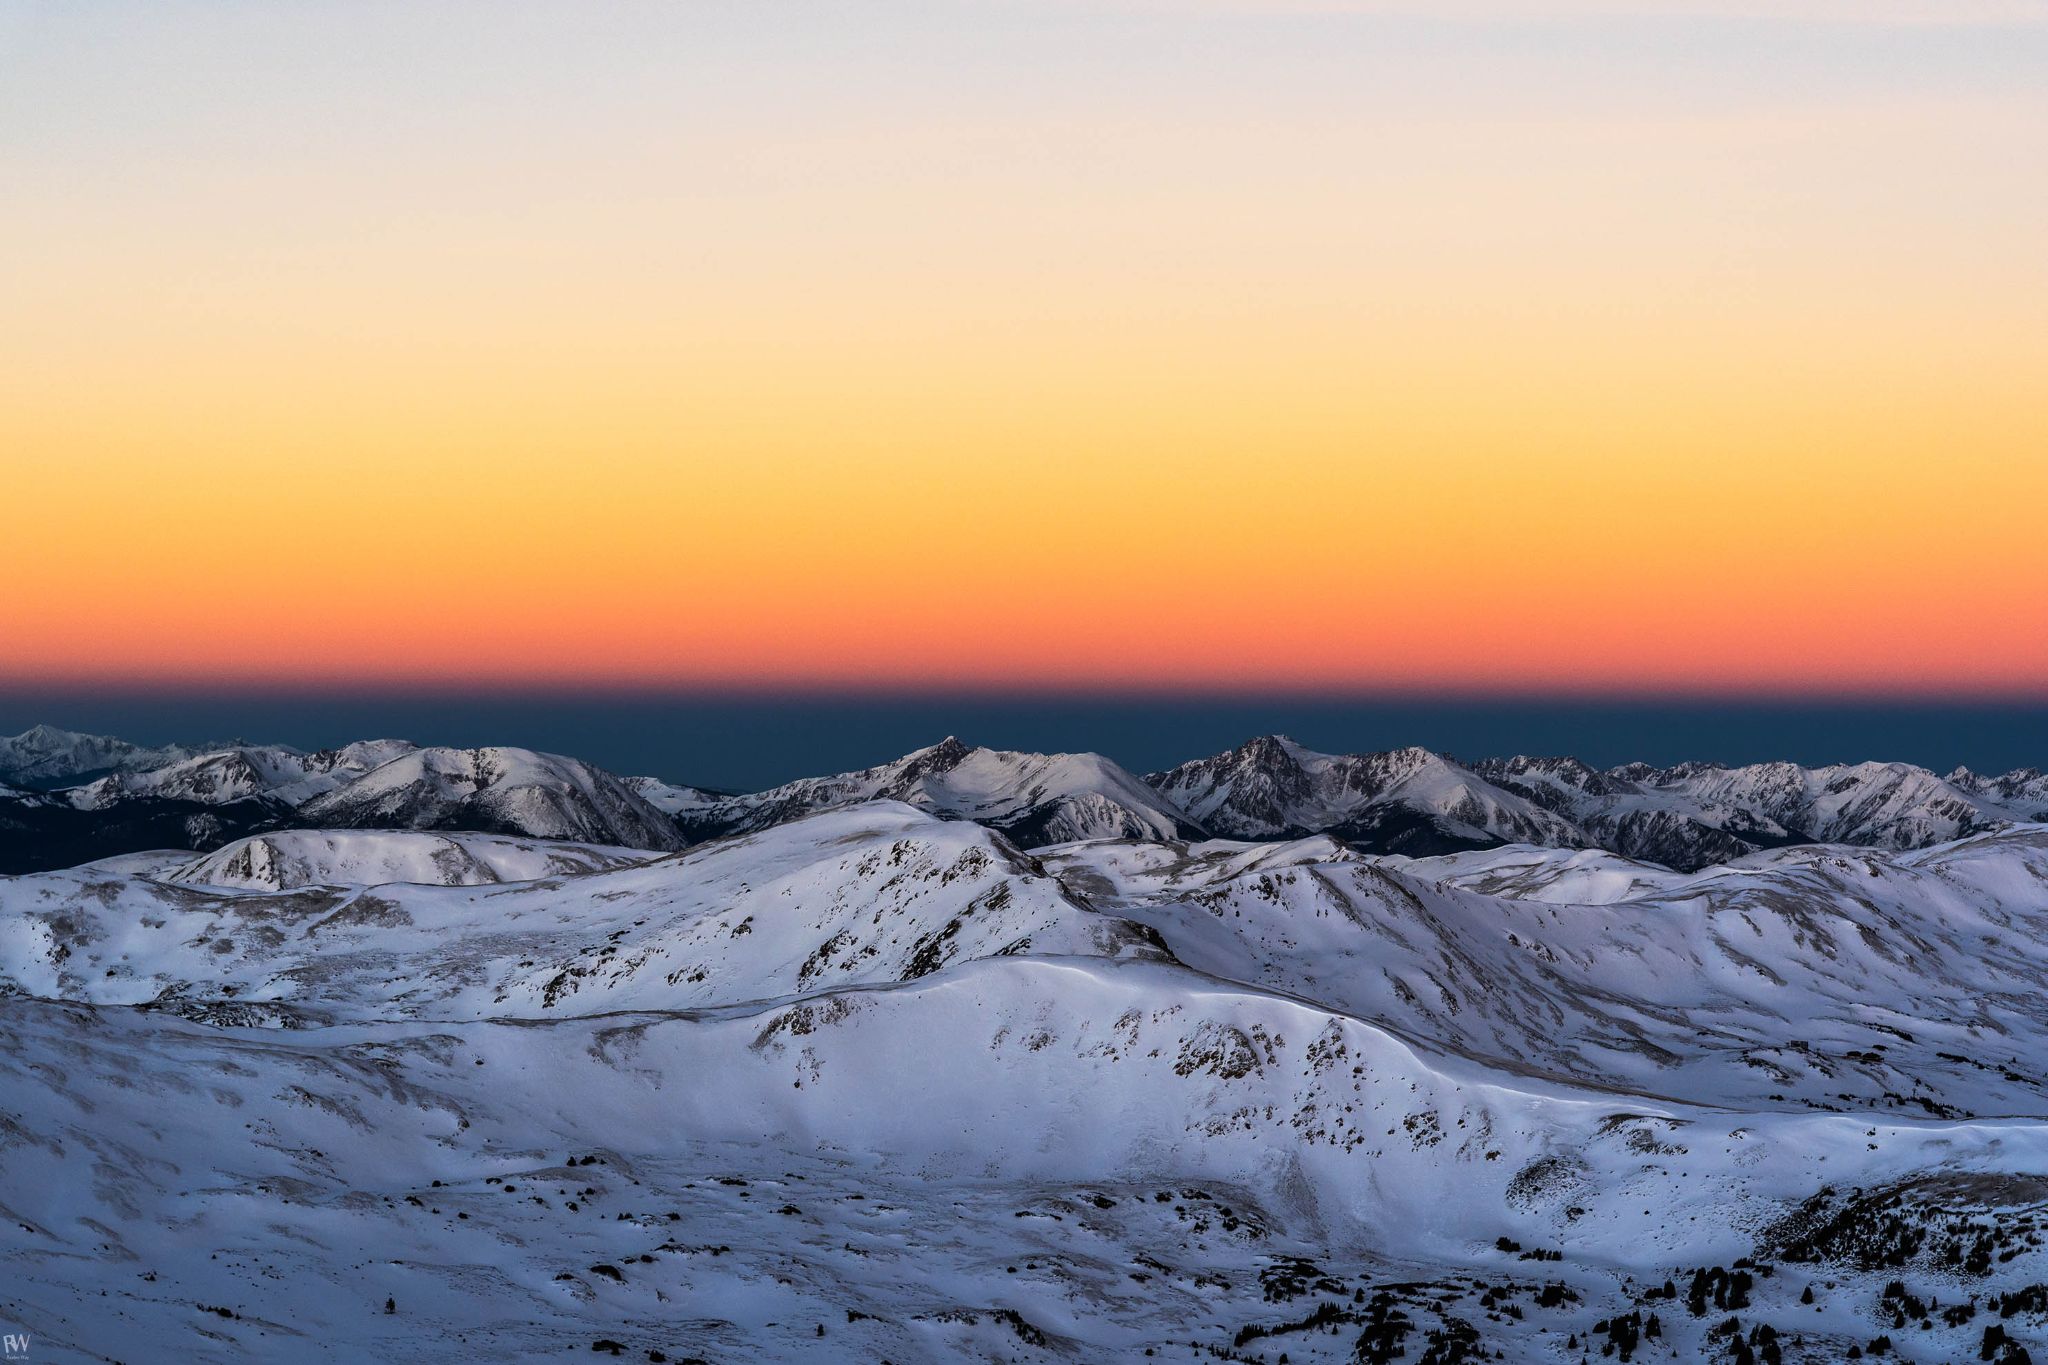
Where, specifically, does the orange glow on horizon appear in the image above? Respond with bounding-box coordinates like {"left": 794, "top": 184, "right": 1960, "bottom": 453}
{"left": 4, "top": 5, "right": 2044, "bottom": 696}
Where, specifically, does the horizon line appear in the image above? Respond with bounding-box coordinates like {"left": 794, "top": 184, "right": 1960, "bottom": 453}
{"left": 6, "top": 677, "right": 2048, "bottom": 708}
{"left": 1, "top": 717, "right": 2042, "bottom": 780}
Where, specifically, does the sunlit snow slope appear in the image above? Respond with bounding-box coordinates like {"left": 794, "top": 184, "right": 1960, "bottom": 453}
{"left": 8, "top": 783, "right": 2048, "bottom": 1361}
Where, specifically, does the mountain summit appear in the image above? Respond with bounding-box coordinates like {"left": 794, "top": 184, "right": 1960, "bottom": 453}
{"left": 298, "top": 746, "right": 685, "bottom": 851}
{"left": 1148, "top": 736, "right": 1576, "bottom": 856}
{"left": 672, "top": 737, "right": 1202, "bottom": 847}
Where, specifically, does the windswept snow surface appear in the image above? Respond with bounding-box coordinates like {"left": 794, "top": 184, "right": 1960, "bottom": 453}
{"left": 12, "top": 802, "right": 2048, "bottom": 1360}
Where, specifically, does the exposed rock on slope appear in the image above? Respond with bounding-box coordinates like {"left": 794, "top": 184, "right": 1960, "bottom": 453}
{"left": 299, "top": 746, "right": 685, "bottom": 851}
{"left": 1043, "top": 822, "right": 2048, "bottom": 1115}
{"left": 14, "top": 811, "right": 2048, "bottom": 1360}
{"left": 622, "top": 774, "right": 727, "bottom": 817}
{"left": 67, "top": 739, "right": 417, "bottom": 810}
{"left": 676, "top": 737, "right": 1202, "bottom": 847}
{"left": 1155, "top": 736, "right": 2048, "bottom": 869}
{"left": 165, "top": 828, "right": 656, "bottom": 890}
{"left": 1148, "top": 736, "right": 1575, "bottom": 855}
{"left": 0, "top": 802, "right": 1162, "bottom": 1017}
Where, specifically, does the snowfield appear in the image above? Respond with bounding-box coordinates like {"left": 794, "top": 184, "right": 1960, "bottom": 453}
{"left": 8, "top": 745, "right": 2048, "bottom": 1358}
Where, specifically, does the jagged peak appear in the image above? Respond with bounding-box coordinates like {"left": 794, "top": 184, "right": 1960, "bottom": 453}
{"left": 1235, "top": 734, "right": 1315, "bottom": 765}
{"left": 1481, "top": 753, "right": 1599, "bottom": 776}
{"left": 896, "top": 736, "right": 975, "bottom": 778}
{"left": 1477, "top": 754, "right": 1616, "bottom": 795}
{"left": 1364, "top": 743, "right": 1461, "bottom": 773}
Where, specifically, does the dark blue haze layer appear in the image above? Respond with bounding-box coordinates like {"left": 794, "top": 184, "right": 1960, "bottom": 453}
{"left": 4, "top": 689, "right": 2047, "bottom": 794}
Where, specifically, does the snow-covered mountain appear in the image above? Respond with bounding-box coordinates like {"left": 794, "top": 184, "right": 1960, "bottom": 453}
{"left": 676, "top": 736, "right": 1202, "bottom": 846}
{"left": 0, "top": 723, "right": 198, "bottom": 789}
{"left": 1471, "top": 753, "right": 1801, "bottom": 868}
{"left": 621, "top": 772, "right": 727, "bottom": 817}
{"left": 0, "top": 736, "right": 678, "bottom": 868}
{"left": 1153, "top": 736, "right": 2048, "bottom": 870}
{"left": 1619, "top": 758, "right": 2014, "bottom": 848}
{"left": 1, "top": 802, "right": 1160, "bottom": 1017}
{"left": 298, "top": 745, "right": 686, "bottom": 851}
{"left": 19, "top": 802, "right": 2048, "bottom": 1112}
{"left": 1148, "top": 735, "right": 1578, "bottom": 854}
{"left": 16, "top": 721, "right": 2048, "bottom": 874}
{"left": 1046, "top": 823, "right": 2048, "bottom": 1115}
{"left": 1951, "top": 764, "right": 2048, "bottom": 816}
{"left": 12, "top": 796, "right": 2048, "bottom": 1360}
{"left": 1375, "top": 840, "right": 1693, "bottom": 903}
{"left": 165, "top": 828, "right": 656, "bottom": 891}
{"left": 1528, "top": 755, "right": 2048, "bottom": 866}
{"left": 65, "top": 738, "right": 417, "bottom": 810}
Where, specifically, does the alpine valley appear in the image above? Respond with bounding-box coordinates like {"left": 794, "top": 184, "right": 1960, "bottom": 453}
{"left": 8, "top": 724, "right": 2048, "bottom": 1362}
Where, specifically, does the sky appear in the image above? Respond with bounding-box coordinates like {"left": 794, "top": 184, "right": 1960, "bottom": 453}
{"left": 3, "top": 1, "right": 2045, "bottom": 703}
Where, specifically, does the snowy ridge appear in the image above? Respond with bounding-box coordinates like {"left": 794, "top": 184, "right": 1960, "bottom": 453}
{"left": 621, "top": 773, "right": 726, "bottom": 816}
{"left": 1155, "top": 735, "right": 2048, "bottom": 869}
{"left": 1055, "top": 824, "right": 2048, "bottom": 1115}
{"left": 66, "top": 739, "right": 417, "bottom": 810}
{"left": 675, "top": 736, "right": 1201, "bottom": 846}
{"left": 1150, "top": 736, "right": 1590, "bottom": 854}
{"left": 9, "top": 723, "right": 2048, "bottom": 1359}
{"left": 0, "top": 803, "right": 1162, "bottom": 1018}
{"left": 298, "top": 745, "right": 686, "bottom": 852}
{"left": 166, "top": 829, "right": 658, "bottom": 891}
{"left": 10, "top": 798, "right": 2048, "bottom": 1358}
{"left": 0, "top": 724, "right": 200, "bottom": 789}
{"left": 1952, "top": 764, "right": 2048, "bottom": 812}
{"left": 1377, "top": 842, "right": 1694, "bottom": 904}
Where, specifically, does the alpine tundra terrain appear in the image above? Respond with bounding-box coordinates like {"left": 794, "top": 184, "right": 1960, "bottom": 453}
{"left": 7, "top": 729, "right": 2048, "bottom": 1361}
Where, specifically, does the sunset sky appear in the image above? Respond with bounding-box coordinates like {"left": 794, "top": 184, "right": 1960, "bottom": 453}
{"left": 4, "top": 2, "right": 2044, "bottom": 696}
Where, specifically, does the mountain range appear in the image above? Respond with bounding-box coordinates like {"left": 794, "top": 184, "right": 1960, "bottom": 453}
{"left": 11, "top": 759, "right": 2048, "bottom": 1359}
{"left": 7, "top": 723, "right": 2047, "bottom": 874}
{"left": 0, "top": 722, "right": 203, "bottom": 788}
